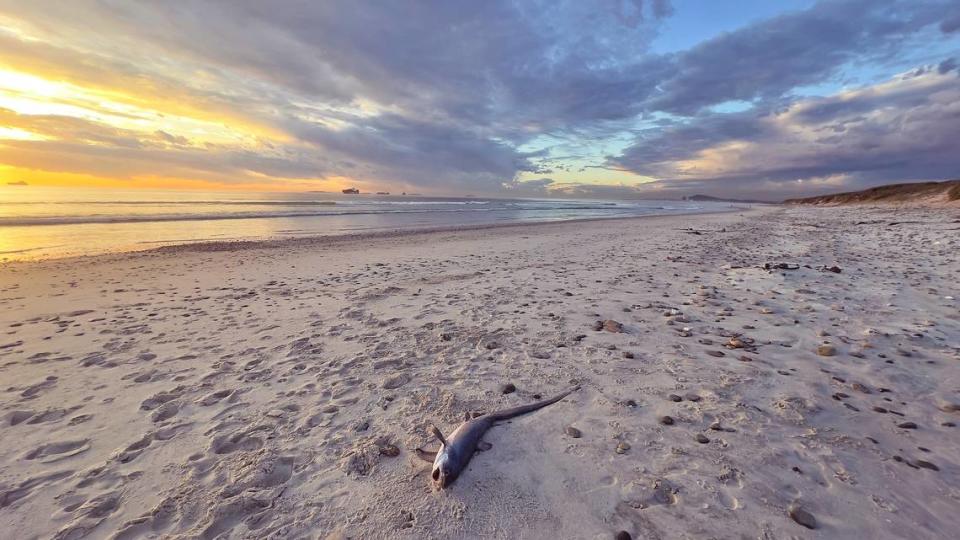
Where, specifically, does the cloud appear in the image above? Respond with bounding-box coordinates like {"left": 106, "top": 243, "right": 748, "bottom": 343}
{"left": 644, "top": 0, "right": 950, "bottom": 115}
{"left": 0, "top": 0, "right": 958, "bottom": 197}
{"left": 613, "top": 69, "right": 960, "bottom": 200}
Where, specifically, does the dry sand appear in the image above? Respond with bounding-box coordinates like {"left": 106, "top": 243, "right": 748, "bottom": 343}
{"left": 1, "top": 206, "right": 958, "bottom": 539}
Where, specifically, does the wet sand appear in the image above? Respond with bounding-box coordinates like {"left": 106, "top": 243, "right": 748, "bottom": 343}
{"left": 1, "top": 206, "right": 958, "bottom": 539}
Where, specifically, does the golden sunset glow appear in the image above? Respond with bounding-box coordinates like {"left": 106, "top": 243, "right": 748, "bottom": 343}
{"left": 0, "top": 28, "right": 307, "bottom": 192}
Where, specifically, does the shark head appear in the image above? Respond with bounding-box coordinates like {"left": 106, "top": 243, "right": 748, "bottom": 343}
{"left": 431, "top": 449, "right": 459, "bottom": 489}
{"left": 429, "top": 425, "right": 460, "bottom": 489}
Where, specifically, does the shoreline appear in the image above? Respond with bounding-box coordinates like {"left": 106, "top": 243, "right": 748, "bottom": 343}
{"left": 1, "top": 204, "right": 760, "bottom": 266}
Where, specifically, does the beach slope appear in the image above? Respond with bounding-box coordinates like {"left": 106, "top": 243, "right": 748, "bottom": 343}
{"left": 1, "top": 206, "right": 958, "bottom": 539}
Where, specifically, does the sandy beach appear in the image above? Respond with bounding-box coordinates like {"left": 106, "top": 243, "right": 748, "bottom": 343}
{"left": 1, "top": 206, "right": 958, "bottom": 539}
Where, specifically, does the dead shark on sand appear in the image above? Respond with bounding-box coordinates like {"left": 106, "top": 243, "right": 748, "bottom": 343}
{"left": 416, "top": 386, "right": 580, "bottom": 489}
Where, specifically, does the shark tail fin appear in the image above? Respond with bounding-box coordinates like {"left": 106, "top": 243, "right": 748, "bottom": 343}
{"left": 487, "top": 385, "right": 580, "bottom": 422}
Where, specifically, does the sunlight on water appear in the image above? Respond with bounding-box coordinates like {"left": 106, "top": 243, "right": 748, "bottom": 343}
{"left": 0, "top": 186, "right": 727, "bottom": 261}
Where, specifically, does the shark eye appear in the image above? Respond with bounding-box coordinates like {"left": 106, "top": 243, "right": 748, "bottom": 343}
{"left": 432, "top": 469, "right": 440, "bottom": 481}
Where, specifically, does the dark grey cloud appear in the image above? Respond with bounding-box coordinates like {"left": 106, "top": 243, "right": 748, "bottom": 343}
{"left": 289, "top": 113, "right": 539, "bottom": 191}
{"left": 939, "top": 57, "right": 958, "bottom": 74}
{"left": 646, "top": 0, "right": 950, "bottom": 115}
{"left": 613, "top": 70, "right": 960, "bottom": 200}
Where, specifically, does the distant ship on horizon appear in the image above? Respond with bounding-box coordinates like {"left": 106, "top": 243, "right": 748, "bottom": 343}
{"left": 341, "top": 187, "right": 359, "bottom": 194}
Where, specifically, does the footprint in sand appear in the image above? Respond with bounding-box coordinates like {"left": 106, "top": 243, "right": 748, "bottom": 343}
{"left": 19, "top": 376, "right": 58, "bottom": 399}
{"left": 0, "top": 470, "right": 75, "bottom": 509}
{"left": 53, "top": 491, "right": 122, "bottom": 540}
{"left": 208, "top": 426, "right": 269, "bottom": 454}
{"left": 4, "top": 410, "right": 35, "bottom": 426}
{"left": 140, "top": 386, "right": 186, "bottom": 410}
{"left": 197, "top": 389, "right": 233, "bottom": 406}
{"left": 26, "top": 408, "right": 79, "bottom": 425}
{"left": 150, "top": 401, "right": 180, "bottom": 423}
{"left": 24, "top": 439, "right": 91, "bottom": 463}
{"left": 112, "top": 496, "right": 180, "bottom": 540}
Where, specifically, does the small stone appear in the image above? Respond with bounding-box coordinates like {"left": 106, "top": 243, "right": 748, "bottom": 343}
{"left": 872, "top": 406, "right": 888, "bottom": 413}
{"left": 706, "top": 350, "right": 725, "bottom": 357}
{"left": 379, "top": 444, "right": 400, "bottom": 457}
{"left": 914, "top": 460, "right": 939, "bottom": 471}
{"left": 602, "top": 320, "right": 625, "bottom": 333}
{"left": 668, "top": 394, "right": 682, "bottom": 402}
{"left": 622, "top": 351, "right": 635, "bottom": 359}
{"left": 500, "top": 383, "right": 516, "bottom": 395}
{"left": 851, "top": 382, "right": 872, "bottom": 394}
{"left": 695, "top": 433, "right": 710, "bottom": 444}
{"left": 684, "top": 393, "right": 701, "bottom": 402}
{"left": 565, "top": 426, "right": 582, "bottom": 438}
{"left": 659, "top": 415, "right": 674, "bottom": 426}
{"left": 726, "top": 337, "right": 745, "bottom": 349}
{"left": 897, "top": 421, "right": 918, "bottom": 429}
{"left": 936, "top": 398, "right": 960, "bottom": 413}
{"left": 788, "top": 504, "right": 818, "bottom": 529}
{"left": 615, "top": 532, "right": 632, "bottom": 540}
{"left": 816, "top": 344, "right": 836, "bottom": 357}
{"left": 616, "top": 441, "right": 631, "bottom": 454}
{"left": 624, "top": 399, "right": 637, "bottom": 408}
{"left": 709, "top": 421, "right": 723, "bottom": 431}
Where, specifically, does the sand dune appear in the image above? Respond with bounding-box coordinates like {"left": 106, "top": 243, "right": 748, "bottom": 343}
{"left": 785, "top": 179, "right": 960, "bottom": 206}
{"left": 1, "top": 206, "right": 958, "bottom": 539}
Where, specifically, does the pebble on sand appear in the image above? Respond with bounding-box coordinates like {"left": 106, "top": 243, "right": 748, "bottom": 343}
{"left": 379, "top": 444, "right": 400, "bottom": 457}
{"left": 897, "top": 421, "right": 918, "bottom": 429}
{"left": 788, "top": 504, "right": 818, "bottom": 529}
{"left": 602, "top": 320, "right": 625, "bottom": 333}
{"left": 659, "top": 415, "right": 675, "bottom": 425}
{"left": 695, "top": 433, "right": 710, "bottom": 444}
{"left": 615, "top": 531, "right": 632, "bottom": 540}
{"left": 817, "top": 344, "right": 837, "bottom": 357}
{"left": 500, "top": 383, "right": 517, "bottom": 394}
{"left": 564, "top": 426, "right": 582, "bottom": 438}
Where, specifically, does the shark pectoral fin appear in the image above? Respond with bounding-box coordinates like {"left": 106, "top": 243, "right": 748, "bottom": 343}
{"left": 414, "top": 448, "right": 438, "bottom": 463}
{"left": 477, "top": 441, "right": 493, "bottom": 451}
{"left": 430, "top": 425, "right": 448, "bottom": 446}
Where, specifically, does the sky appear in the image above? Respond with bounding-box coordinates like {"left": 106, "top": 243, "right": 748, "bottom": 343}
{"left": 0, "top": 0, "right": 958, "bottom": 201}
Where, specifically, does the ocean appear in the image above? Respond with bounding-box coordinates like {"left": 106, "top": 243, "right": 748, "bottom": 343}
{"left": 0, "top": 187, "right": 735, "bottom": 261}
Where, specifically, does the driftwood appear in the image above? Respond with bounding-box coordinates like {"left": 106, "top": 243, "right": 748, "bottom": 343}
{"left": 763, "top": 262, "right": 799, "bottom": 271}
